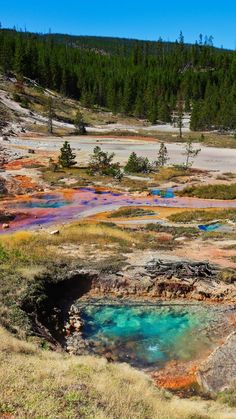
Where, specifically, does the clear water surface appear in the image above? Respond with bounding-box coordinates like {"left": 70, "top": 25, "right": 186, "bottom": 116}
{"left": 80, "top": 303, "right": 231, "bottom": 367}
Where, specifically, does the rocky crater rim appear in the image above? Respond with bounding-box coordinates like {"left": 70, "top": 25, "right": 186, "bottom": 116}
{"left": 20, "top": 259, "right": 236, "bottom": 343}
{"left": 20, "top": 259, "right": 236, "bottom": 393}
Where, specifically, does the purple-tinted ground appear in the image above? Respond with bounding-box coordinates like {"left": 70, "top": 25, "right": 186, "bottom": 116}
{"left": 1, "top": 187, "right": 236, "bottom": 233}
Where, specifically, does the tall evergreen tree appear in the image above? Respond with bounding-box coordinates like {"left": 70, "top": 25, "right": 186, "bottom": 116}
{"left": 47, "top": 97, "right": 53, "bottom": 135}
{"left": 124, "top": 152, "right": 151, "bottom": 173}
{"left": 175, "top": 96, "right": 184, "bottom": 138}
{"left": 156, "top": 142, "right": 169, "bottom": 167}
{"left": 0, "top": 27, "right": 236, "bottom": 131}
{"left": 58, "top": 141, "right": 77, "bottom": 168}
{"left": 74, "top": 110, "right": 86, "bottom": 135}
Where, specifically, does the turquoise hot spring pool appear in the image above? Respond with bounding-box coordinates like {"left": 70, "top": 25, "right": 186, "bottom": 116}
{"left": 79, "top": 302, "right": 233, "bottom": 368}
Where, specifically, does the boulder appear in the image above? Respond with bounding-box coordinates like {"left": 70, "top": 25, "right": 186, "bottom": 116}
{"left": 2, "top": 223, "right": 9, "bottom": 229}
{"left": 50, "top": 230, "right": 60, "bottom": 235}
{"left": 197, "top": 332, "right": 236, "bottom": 393}
{"left": 175, "top": 236, "right": 187, "bottom": 242}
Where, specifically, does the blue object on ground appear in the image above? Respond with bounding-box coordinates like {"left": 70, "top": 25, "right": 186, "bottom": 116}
{"left": 151, "top": 188, "right": 175, "bottom": 198}
{"left": 165, "top": 188, "right": 175, "bottom": 198}
{"left": 198, "top": 223, "right": 222, "bottom": 232}
{"left": 151, "top": 189, "right": 161, "bottom": 196}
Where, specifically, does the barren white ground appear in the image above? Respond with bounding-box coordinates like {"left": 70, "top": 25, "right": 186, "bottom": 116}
{"left": 7, "top": 135, "right": 236, "bottom": 172}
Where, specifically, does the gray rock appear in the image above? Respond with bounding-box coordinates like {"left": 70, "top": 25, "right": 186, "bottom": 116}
{"left": 50, "top": 229, "right": 60, "bottom": 235}
{"left": 197, "top": 332, "right": 236, "bottom": 393}
{"left": 2, "top": 223, "right": 9, "bottom": 229}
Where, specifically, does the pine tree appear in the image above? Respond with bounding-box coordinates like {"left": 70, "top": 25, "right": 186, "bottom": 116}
{"left": 134, "top": 92, "right": 146, "bottom": 119}
{"left": 122, "top": 78, "right": 134, "bottom": 115}
{"left": 158, "top": 102, "right": 171, "bottom": 123}
{"left": 58, "top": 141, "right": 77, "bottom": 168}
{"left": 88, "top": 146, "right": 122, "bottom": 179}
{"left": 176, "top": 96, "right": 184, "bottom": 138}
{"left": 124, "top": 152, "right": 151, "bottom": 173}
{"left": 2, "top": 28, "right": 236, "bottom": 132}
{"left": 74, "top": 110, "right": 86, "bottom": 135}
{"left": 47, "top": 97, "right": 53, "bottom": 135}
{"left": 60, "top": 68, "right": 69, "bottom": 96}
{"left": 156, "top": 142, "right": 169, "bottom": 167}
{"left": 1, "top": 37, "right": 12, "bottom": 75}
{"left": 183, "top": 139, "right": 201, "bottom": 169}
{"left": 124, "top": 152, "right": 140, "bottom": 173}
{"left": 179, "top": 31, "right": 185, "bottom": 44}
{"left": 14, "top": 37, "right": 26, "bottom": 77}
{"left": 190, "top": 101, "right": 204, "bottom": 130}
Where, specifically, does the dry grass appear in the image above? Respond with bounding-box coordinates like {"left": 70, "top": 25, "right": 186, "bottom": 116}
{"left": 60, "top": 222, "right": 136, "bottom": 243}
{"left": 0, "top": 326, "right": 236, "bottom": 419}
{"left": 0, "top": 221, "right": 177, "bottom": 334}
{"left": 154, "top": 166, "right": 190, "bottom": 182}
{"left": 0, "top": 327, "right": 37, "bottom": 355}
{"left": 0, "top": 221, "right": 176, "bottom": 268}
{"left": 108, "top": 207, "right": 156, "bottom": 218}
{"left": 0, "top": 224, "right": 133, "bottom": 264}
{"left": 41, "top": 167, "right": 152, "bottom": 191}
{"left": 179, "top": 184, "right": 236, "bottom": 200}
{"left": 168, "top": 209, "right": 236, "bottom": 223}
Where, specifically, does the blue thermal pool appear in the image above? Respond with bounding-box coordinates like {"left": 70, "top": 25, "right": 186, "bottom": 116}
{"left": 80, "top": 303, "right": 233, "bottom": 367}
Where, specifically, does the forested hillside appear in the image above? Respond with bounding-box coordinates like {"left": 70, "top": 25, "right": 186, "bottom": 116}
{"left": 1, "top": 28, "right": 236, "bottom": 131}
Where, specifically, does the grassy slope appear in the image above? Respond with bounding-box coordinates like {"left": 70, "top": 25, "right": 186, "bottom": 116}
{"left": 0, "top": 76, "right": 142, "bottom": 133}
{"left": 0, "top": 222, "right": 177, "bottom": 334}
{"left": 0, "top": 207, "right": 235, "bottom": 417}
{"left": 1, "top": 327, "right": 236, "bottom": 419}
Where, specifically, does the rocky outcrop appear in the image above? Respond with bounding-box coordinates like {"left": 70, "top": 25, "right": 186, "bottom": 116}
{"left": 0, "top": 211, "right": 15, "bottom": 223}
{"left": 0, "top": 176, "right": 8, "bottom": 195}
{"left": 197, "top": 332, "right": 236, "bottom": 393}
{"left": 65, "top": 305, "right": 90, "bottom": 355}
{"left": 90, "top": 260, "right": 236, "bottom": 302}
{"left": 20, "top": 259, "right": 236, "bottom": 352}
{"left": 19, "top": 260, "right": 236, "bottom": 395}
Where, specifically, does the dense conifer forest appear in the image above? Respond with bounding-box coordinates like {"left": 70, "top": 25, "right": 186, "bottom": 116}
{"left": 1, "top": 28, "right": 236, "bottom": 130}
